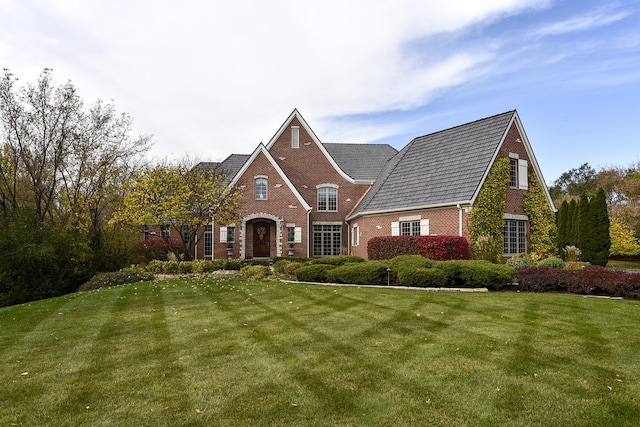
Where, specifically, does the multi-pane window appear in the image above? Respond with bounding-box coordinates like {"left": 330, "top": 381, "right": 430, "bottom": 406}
{"left": 204, "top": 224, "right": 212, "bottom": 257}
{"left": 317, "top": 187, "right": 337, "bottom": 211}
{"left": 503, "top": 219, "right": 526, "bottom": 255}
{"left": 401, "top": 220, "right": 421, "bottom": 236}
{"left": 509, "top": 156, "right": 528, "bottom": 190}
{"left": 313, "top": 224, "right": 341, "bottom": 256}
{"left": 510, "top": 158, "right": 518, "bottom": 188}
{"left": 143, "top": 225, "right": 149, "bottom": 240}
{"left": 161, "top": 223, "right": 170, "bottom": 238}
{"left": 352, "top": 225, "right": 359, "bottom": 246}
{"left": 220, "top": 226, "right": 235, "bottom": 243}
{"left": 255, "top": 178, "right": 267, "bottom": 200}
{"left": 287, "top": 226, "right": 296, "bottom": 243}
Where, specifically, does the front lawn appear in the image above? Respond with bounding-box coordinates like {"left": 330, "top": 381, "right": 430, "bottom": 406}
{"left": 1, "top": 278, "right": 639, "bottom": 426}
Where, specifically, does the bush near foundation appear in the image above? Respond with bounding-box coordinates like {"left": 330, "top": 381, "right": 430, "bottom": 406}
{"left": 399, "top": 268, "right": 448, "bottom": 288}
{"left": 368, "top": 236, "right": 470, "bottom": 261}
{"left": 431, "top": 260, "right": 516, "bottom": 289}
{"left": 325, "top": 261, "right": 390, "bottom": 285}
{"left": 308, "top": 255, "right": 365, "bottom": 266}
{"left": 517, "top": 266, "right": 640, "bottom": 299}
{"left": 294, "top": 264, "right": 337, "bottom": 282}
{"left": 78, "top": 268, "right": 155, "bottom": 291}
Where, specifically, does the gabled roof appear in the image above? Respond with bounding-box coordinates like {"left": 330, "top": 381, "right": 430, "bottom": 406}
{"left": 323, "top": 143, "right": 398, "bottom": 182}
{"left": 350, "top": 110, "right": 517, "bottom": 218}
{"left": 229, "top": 143, "right": 312, "bottom": 212}
{"left": 267, "top": 109, "right": 370, "bottom": 184}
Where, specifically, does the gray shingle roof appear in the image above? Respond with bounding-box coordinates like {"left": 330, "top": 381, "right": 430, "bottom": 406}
{"left": 197, "top": 154, "right": 250, "bottom": 183}
{"left": 323, "top": 143, "right": 398, "bottom": 182}
{"left": 351, "top": 111, "right": 516, "bottom": 216}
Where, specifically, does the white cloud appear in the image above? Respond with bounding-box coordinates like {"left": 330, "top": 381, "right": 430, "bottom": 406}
{"left": 534, "top": 7, "right": 630, "bottom": 36}
{"left": 1, "top": 0, "right": 553, "bottom": 160}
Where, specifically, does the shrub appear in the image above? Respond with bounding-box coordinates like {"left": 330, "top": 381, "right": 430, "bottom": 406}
{"left": 517, "top": 266, "right": 640, "bottom": 299}
{"left": 388, "top": 255, "right": 435, "bottom": 284}
{"left": 145, "top": 259, "right": 166, "bottom": 274}
{"left": 130, "top": 237, "right": 183, "bottom": 264}
{"left": 563, "top": 245, "right": 582, "bottom": 262}
{"left": 472, "top": 235, "right": 502, "bottom": 263}
{"left": 434, "top": 260, "right": 515, "bottom": 289}
{"left": 224, "top": 260, "right": 245, "bottom": 270}
{"left": 78, "top": 268, "right": 155, "bottom": 291}
{"left": 368, "top": 235, "right": 470, "bottom": 261}
{"left": 239, "top": 265, "right": 271, "bottom": 281}
{"left": 294, "top": 264, "right": 337, "bottom": 282}
{"left": 163, "top": 260, "right": 180, "bottom": 274}
{"left": 325, "top": 261, "right": 390, "bottom": 285}
{"left": 398, "top": 268, "right": 448, "bottom": 288}
{"left": 537, "top": 257, "right": 565, "bottom": 269}
{"left": 273, "top": 260, "right": 304, "bottom": 276}
{"left": 178, "top": 261, "right": 194, "bottom": 274}
{"left": 506, "top": 254, "right": 537, "bottom": 270}
{"left": 191, "top": 259, "right": 221, "bottom": 273}
{"left": 308, "top": 255, "right": 365, "bottom": 266}
{"left": 563, "top": 262, "right": 588, "bottom": 271}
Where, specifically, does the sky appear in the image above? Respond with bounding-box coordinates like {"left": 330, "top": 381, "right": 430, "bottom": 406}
{"left": 1, "top": 0, "right": 639, "bottom": 184}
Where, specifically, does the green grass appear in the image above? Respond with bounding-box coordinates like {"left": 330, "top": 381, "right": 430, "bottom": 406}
{"left": 1, "top": 278, "right": 640, "bottom": 426}
{"left": 608, "top": 259, "right": 640, "bottom": 271}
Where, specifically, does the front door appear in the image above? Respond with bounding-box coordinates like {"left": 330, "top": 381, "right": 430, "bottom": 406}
{"left": 253, "top": 222, "right": 270, "bottom": 258}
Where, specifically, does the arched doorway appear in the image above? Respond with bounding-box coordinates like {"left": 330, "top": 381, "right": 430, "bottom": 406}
{"left": 253, "top": 221, "right": 271, "bottom": 258}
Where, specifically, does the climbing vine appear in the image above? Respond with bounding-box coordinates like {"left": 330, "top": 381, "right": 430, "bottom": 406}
{"left": 469, "top": 157, "right": 510, "bottom": 261}
{"left": 523, "top": 170, "right": 557, "bottom": 256}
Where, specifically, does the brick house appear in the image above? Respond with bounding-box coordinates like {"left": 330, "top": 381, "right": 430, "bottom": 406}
{"left": 150, "top": 109, "right": 554, "bottom": 259}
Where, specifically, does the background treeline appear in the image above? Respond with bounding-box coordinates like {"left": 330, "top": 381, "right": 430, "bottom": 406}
{"left": 0, "top": 69, "right": 149, "bottom": 306}
{"left": 549, "top": 162, "right": 640, "bottom": 258}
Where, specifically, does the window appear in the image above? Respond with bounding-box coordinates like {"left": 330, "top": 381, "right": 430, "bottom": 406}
{"left": 287, "top": 225, "right": 302, "bottom": 243}
{"left": 183, "top": 229, "right": 190, "bottom": 244}
{"left": 161, "top": 223, "right": 170, "bottom": 238}
{"left": 503, "top": 219, "right": 526, "bottom": 255}
{"left": 204, "top": 224, "right": 212, "bottom": 256}
{"left": 509, "top": 156, "right": 528, "bottom": 190}
{"left": 317, "top": 186, "right": 337, "bottom": 211}
{"left": 391, "top": 219, "right": 429, "bottom": 236}
{"left": 291, "top": 126, "right": 299, "bottom": 148}
{"left": 143, "top": 225, "right": 149, "bottom": 240}
{"left": 255, "top": 177, "right": 267, "bottom": 200}
{"left": 352, "top": 224, "right": 359, "bottom": 246}
{"left": 220, "top": 226, "right": 235, "bottom": 243}
{"left": 510, "top": 158, "right": 518, "bottom": 188}
{"left": 313, "top": 224, "right": 341, "bottom": 256}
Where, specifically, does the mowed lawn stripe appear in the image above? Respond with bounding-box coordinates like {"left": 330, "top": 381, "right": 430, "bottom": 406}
{"left": 0, "top": 288, "right": 126, "bottom": 424}
{"left": 56, "top": 283, "right": 195, "bottom": 426}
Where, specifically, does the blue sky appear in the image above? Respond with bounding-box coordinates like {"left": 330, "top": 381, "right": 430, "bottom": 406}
{"left": 1, "top": 0, "right": 639, "bottom": 184}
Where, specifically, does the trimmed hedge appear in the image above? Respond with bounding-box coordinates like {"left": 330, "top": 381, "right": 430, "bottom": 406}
{"left": 388, "top": 255, "right": 435, "bottom": 284}
{"left": 78, "top": 268, "right": 155, "bottom": 291}
{"left": 308, "top": 255, "right": 365, "bottom": 266}
{"left": 325, "top": 261, "right": 390, "bottom": 285}
{"left": 517, "top": 266, "right": 640, "bottom": 299}
{"left": 432, "top": 260, "right": 516, "bottom": 289}
{"left": 368, "top": 236, "right": 470, "bottom": 261}
{"left": 399, "top": 268, "right": 448, "bottom": 288}
{"left": 294, "top": 264, "right": 337, "bottom": 282}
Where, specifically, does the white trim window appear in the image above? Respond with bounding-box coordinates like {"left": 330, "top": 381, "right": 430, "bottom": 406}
{"left": 317, "top": 186, "right": 338, "bottom": 212}
{"left": 509, "top": 154, "right": 528, "bottom": 190}
{"left": 352, "top": 224, "right": 359, "bottom": 246}
{"left": 204, "top": 224, "right": 213, "bottom": 257}
{"left": 255, "top": 177, "right": 268, "bottom": 200}
{"left": 287, "top": 225, "right": 302, "bottom": 243}
{"left": 291, "top": 126, "right": 299, "bottom": 148}
{"left": 313, "top": 223, "right": 341, "bottom": 256}
{"left": 220, "top": 225, "right": 236, "bottom": 243}
{"left": 391, "top": 219, "right": 429, "bottom": 236}
{"left": 503, "top": 219, "right": 527, "bottom": 255}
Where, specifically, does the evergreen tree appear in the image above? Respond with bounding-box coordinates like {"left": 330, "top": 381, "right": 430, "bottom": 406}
{"left": 576, "top": 193, "right": 593, "bottom": 261}
{"left": 568, "top": 198, "right": 579, "bottom": 245}
{"left": 590, "top": 188, "right": 611, "bottom": 266}
{"left": 556, "top": 200, "right": 569, "bottom": 252}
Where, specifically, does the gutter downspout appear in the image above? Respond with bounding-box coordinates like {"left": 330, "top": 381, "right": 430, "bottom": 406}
{"left": 457, "top": 204, "right": 463, "bottom": 237}
{"left": 306, "top": 208, "right": 312, "bottom": 257}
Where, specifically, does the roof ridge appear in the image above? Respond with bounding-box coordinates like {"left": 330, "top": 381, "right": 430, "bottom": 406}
{"left": 411, "top": 110, "right": 515, "bottom": 141}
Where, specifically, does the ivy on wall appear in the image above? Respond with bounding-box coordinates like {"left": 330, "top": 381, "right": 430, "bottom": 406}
{"left": 522, "top": 171, "right": 557, "bottom": 256}
{"left": 470, "top": 157, "right": 510, "bottom": 258}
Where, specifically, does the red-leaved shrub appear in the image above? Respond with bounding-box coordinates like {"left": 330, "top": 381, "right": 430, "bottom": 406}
{"left": 367, "top": 236, "right": 471, "bottom": 261}
{"left": 517, "top": 266, "right": 640, "bottom": 299}
{"left": 131, "top": 237, "right": 182, "bottom": 265}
